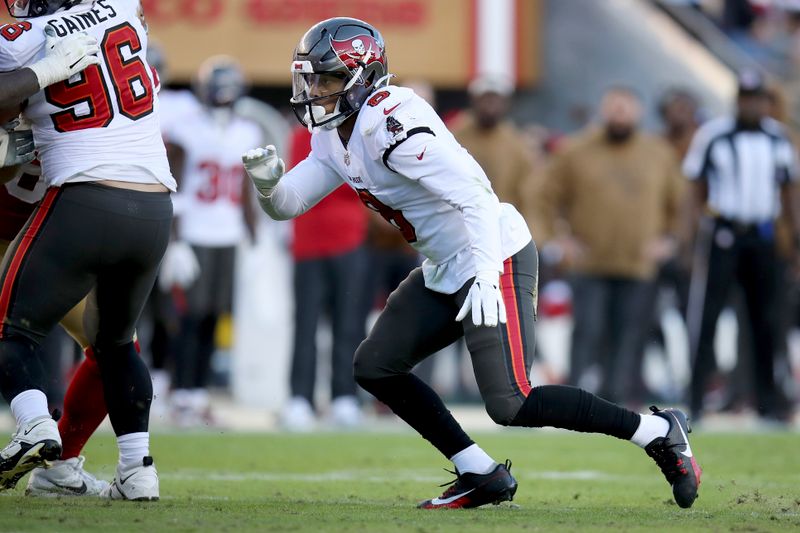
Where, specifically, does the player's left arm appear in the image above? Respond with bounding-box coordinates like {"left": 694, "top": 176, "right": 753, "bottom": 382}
{"left": 388, "top": 132, "right": 503, "bottom": 273}
{"left": 0, "top": 27, "right": 100, "bottom": 110}
{"left": 0, "top": 71, "right": 37, "bottom": 113}
{"left": 387, "top": 132, "right": 506, "bottom": 326}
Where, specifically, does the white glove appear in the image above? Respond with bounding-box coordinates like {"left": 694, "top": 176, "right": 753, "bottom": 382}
{"left": 455, "top": 270, "right": 507, "bottom": 328}
{"left": 241, "top": 145, "right": 285, "bottom": 197}
{"left": 158, "top": 241, "right": 200, "bottom": 291}
{"left": 0, "top": 126, "right": 35, "bottom": 167}
{"left": 28, "top": 26, "right": 101, "bottom": 89}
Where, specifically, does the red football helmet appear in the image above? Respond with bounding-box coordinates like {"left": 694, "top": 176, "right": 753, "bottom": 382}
{"left": 290, "top": 17, "right": 391, "bottom": 130}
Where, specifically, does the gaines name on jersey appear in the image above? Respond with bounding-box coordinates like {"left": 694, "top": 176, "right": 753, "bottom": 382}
{"left": 45, "top": 0, "right": 118, "bottom": 38}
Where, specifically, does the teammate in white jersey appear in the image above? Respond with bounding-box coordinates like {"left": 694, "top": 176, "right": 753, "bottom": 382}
{"left": 0, "top": 25, "right": 123, "bottom": 497}
{"left": 244, "top": 17, "right": 703, "bottom": 509}
{"left": 164, "top": 56, "right": 260, "bottom": 426}
{"left": 0, "top": 0, "right": 170, "bottom": 501}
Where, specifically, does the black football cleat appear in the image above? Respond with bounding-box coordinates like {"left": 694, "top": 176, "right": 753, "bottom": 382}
{"left": 645, "top": 406, "right": 702, "bottom": 508}
{"left": 418, "top": 460, "right": 518, "bottom": 509}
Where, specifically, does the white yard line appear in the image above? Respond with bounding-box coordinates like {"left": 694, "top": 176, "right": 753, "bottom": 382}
{"left": 159, "top": 469, "right": 623, "bottom": 483}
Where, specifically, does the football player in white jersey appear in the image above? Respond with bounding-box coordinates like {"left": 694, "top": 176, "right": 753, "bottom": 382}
{"left": 0, "top": 147, "right": 114, "bottom": 497}
{"left": 0, "top": 26, "right": 120, "bottom": 497}
{"left": 244, "top": 18, "right": 702, "bottom": 509}
{"left": 163, "top": 56, "right": 260, "bottom": 426}
{"left": 0, "top": 0, "right": 172, "bottom": 501}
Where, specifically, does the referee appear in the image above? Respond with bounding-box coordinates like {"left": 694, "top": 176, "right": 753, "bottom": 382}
{"left": 682, "top": 70, "right": 800, "bottom": 423}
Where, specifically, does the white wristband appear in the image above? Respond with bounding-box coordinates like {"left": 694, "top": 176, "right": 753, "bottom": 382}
{"left": 27, "top": 59, "right": 61, "bottom": 90}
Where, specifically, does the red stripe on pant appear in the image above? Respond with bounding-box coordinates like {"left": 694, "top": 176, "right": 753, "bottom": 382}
{"left": 0, "top": 187, "right": 60, "bottom": 338}
{"left": 501, "top": 256, "right": 532, "bottom": 397}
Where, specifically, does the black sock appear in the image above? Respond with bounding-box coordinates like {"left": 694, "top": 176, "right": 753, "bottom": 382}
{"left": 510, "top": 385, "right": 640, "bottom": 440}
{"left": 357, "top": 374, "right": 473, "bottom": 458}
{"left": 95, "top": 341, "right": 152, "bottom": 436}
{"left": 0, "top": 335, "right": 43, "bottom": 403}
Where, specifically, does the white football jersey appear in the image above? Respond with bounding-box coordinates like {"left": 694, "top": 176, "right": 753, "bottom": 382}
{"left": 169, "top": 110, "right": 262, "bottom": 247}
{"left": 158, "top": 89, "right": 201, "bottom": 143}
{"left": 277, "top": 86, "right": 531, "bottom": 294}
{"left": 0, "top": 0, "right": 174, "bottom": 190}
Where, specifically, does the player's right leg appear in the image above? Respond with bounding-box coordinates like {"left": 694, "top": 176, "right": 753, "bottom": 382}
{"left": 0, "top": 235, "right": 107, "bottom": 496}
{"left": 26, "top": 341, "right": 110, "bottom": 497}
{"left": 0, "top": 188, "right": 97, "bottom": 489}
{"left": 353, "top": 268, "right": 516, "bottom": 509}
{"left": 85, "top": 184, "right": 171, "bottom": 502}
{"left": 471, "top": 242, "right": 701, "bottom": 508}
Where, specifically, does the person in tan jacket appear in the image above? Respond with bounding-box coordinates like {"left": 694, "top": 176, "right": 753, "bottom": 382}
{"left": 451, "top": 75, "right": 538, "bottom": 225}
{"left": 534, "top": 87, "right": 683, "bottom": 404}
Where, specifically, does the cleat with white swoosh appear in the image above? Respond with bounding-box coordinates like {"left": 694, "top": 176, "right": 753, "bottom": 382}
{"left": 101, "top": 456, "right": 159, "bottom": 501}
{"left": 418, "top": 460, "right": 517, "bottom": 509}
{"left": 645, "top": 406, "right": 702, "bottom": 508}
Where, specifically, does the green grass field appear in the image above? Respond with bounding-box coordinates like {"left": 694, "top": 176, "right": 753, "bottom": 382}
{"left": 0, "top": 429, "right": 798, "bottom": 532}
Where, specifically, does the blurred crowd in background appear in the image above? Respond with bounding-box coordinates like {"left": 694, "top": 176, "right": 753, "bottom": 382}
{"left": 21, "top": 0, "right": 800, "bottom": 431}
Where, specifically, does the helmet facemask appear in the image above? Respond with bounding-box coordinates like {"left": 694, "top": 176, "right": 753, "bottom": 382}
{"left": 290, "top": 62, "right": 375, "bottom": 131}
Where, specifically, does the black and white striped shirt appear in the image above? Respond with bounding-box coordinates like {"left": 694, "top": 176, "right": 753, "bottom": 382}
{"left": 683, "top": 116, "right": 798, "bottom": 223}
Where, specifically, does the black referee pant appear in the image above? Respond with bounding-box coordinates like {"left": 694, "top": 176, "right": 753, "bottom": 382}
{"left": 690, "top": 217, "right": 780, "bottom": 419}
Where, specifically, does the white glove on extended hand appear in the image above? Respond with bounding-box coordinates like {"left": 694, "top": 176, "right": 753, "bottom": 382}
{"left": 241, "top": 145, "right": 285, "bottom": 197}
{"left": 455, "top": 270, "right": 507, "bottom": 328}
{"left": 0, "top": 127, "right": 35, "bottom": 167}
{"left": 28, "top": 26, "right": 101, "bottom": 89}
{"left": 158, "top": 241, "right": 200, "bottom": 291}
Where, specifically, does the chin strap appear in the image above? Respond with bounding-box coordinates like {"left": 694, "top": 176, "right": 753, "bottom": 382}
{"left": 373, "top": 73, "right": 394, "bottom": 89}
{"left": 304, "top": 98, "right": 348, "bottom": 132}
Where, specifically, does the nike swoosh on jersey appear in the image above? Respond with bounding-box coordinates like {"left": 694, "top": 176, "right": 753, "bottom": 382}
{"left": 416, "top": 147, "right": 426, "bottom": 160}
{"left": 430, "top": 488, "right": 475, "bottom": 505}
{"left": 383, "top": 103, "right": 401, "bottom": 115}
